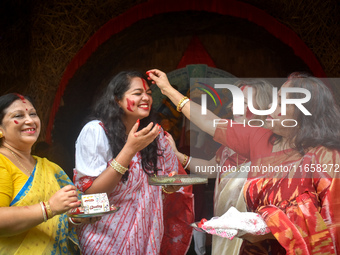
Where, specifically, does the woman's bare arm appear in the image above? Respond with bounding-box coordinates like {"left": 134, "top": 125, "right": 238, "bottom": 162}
{"left": 148, "top": 69, "right": 221, "bottom": 137}
{"left": 164, "top": 131, "right": 218, "bottom": 178}
{"left": 0, "top": 185, "right": 80, "bottom": 237}
{"left": 84, "top": 122, "right": 160, "bottom": 195}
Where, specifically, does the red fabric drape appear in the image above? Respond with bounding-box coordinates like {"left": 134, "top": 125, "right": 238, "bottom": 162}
{"left": 46, "top": 0, "right": 327, "bottom": 143}
{"left": 161, "top": 160, "right": 194, "bottom": 255}
{"left": 177, "top": 36, "right": 216, "bottom": 69}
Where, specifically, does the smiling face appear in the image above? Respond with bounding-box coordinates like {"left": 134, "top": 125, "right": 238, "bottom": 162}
{"left": 118, "top": 77, "right": 153, "bottom": 122}
{"left": 266, "top": 81, "right": 297, "bottom": 137}
{"left": 0, "top": 99, "right": 41, "bottom": 149}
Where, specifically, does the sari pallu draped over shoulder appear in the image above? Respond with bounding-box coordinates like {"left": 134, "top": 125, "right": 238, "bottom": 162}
{"left": 74, "top": 122, "right": 193, "bottom": 255}
{"left": 0, "top": 156, "right": 79, "bottom": 255}
{"left": 213, "top": 123, "right": 340, "bottom": 255}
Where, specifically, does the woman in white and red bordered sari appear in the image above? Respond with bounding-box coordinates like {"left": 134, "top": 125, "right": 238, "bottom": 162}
{"left": 73, "top": 71, "right": 194, "bottom": 255}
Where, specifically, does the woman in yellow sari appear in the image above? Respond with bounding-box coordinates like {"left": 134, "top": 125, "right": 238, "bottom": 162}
{"left": 0, "top": 93, "right": 98, "bottom": 254}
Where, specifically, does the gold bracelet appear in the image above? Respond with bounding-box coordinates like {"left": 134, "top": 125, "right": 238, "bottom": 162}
{"left": 179, "top": 98, "right": 190, "bottom": 112}
{"left": 176, "top": 96, "right": 189, "bottom": 112}
{"left": 182, "top": 154, "right": 188, "bottom": 167}
{"left": 162, "top": 186, "right": 174, "bottom": 194}
{"left": 110, "top": 159, "right": 128, "bottom": 175}
{"left": 45, "top": 201, "right": 54, "bottom": 220}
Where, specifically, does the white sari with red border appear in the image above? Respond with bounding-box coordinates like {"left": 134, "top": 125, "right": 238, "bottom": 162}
{"left": 73, "top": 120, "right": 179, "bottom": 255}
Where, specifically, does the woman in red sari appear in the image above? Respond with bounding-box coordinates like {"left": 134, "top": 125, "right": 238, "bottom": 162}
{"left": 148, "top": 69, "right": 340, "bottom": 254}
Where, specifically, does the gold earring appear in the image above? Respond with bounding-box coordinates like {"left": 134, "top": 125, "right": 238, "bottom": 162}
{"left": 0, "top": 131, "right": 3, "bottom": 138}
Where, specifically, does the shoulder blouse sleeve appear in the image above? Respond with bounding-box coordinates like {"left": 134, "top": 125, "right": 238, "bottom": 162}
{"left": 75, "top": 121, "right": 112, "bottom": 177}
{"left": 213, "top": 120, "right": 272, "bottom": 160}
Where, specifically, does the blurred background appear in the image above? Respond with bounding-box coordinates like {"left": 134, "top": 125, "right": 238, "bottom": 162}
{"left": 1, "top": 1, "right": 339, "bottom": 252}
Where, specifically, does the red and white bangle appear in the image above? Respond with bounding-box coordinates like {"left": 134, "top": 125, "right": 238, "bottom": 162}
{"left": 40, "top": 202, "right": 47, "bottom": 222}
{"left": 69, "top": 217, "right": 81, "bottom": 225}
{"left": 184, "top": 156, "right": 192, "bottom": 170}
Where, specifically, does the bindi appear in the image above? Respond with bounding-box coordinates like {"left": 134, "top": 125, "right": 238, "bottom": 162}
{"left": 141, "top": 78, "right": 147, "bottom": 91}
{"left": 126, "top": 98, "right": 135, "bottom": 112}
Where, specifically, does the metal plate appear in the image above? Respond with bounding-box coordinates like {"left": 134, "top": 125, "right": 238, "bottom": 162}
{"left": 148, "top": 175, "right": 208, "bottom": 186}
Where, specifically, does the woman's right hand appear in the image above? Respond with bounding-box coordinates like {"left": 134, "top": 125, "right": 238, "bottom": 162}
{"left": 164, "top": 131, "right": 188, "bottom": 167}
{"left": 164, "top": 131, "right": 178, "bottom": 154}
{"left": 125, "top": 120, "right": 160, "bottom": 155}
{"left": 49, "top": 185, "right": 81, "bottom": 217}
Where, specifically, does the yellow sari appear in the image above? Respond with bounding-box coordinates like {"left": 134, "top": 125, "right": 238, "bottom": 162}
{"left": 0, "top": 155, "right": 79, "bottom": 255}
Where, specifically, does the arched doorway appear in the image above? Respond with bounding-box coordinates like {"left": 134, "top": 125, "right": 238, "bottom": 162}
{"left": 47, "top": 2, "right": 323, "bottom": 176}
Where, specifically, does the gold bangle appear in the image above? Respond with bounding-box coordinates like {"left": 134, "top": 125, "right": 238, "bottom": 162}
{"left": 110, "top": 159, "right": 128, "bottom": 175}
{"left": 176, "top": 96, "right": 189, "bottom": 112}
{"left": 45, "top": 201, "right": 54, "bottom": 219}
{"left": 182, "top": 154, "right": 188, "bottom": 167}
{"left": 180, "top": 98, "right": 190, "bottom": 112}
{"left": 162, "top": 186, "right": 174, "bottom": 194}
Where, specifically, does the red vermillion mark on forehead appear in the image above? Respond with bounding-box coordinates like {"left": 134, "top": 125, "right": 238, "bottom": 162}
{"left": 240, "top": 85, "right": 248, "bottom": 91}
{"left": 141, "top": 78, "right": 147, "bottom": 91}
{"left": 14, "top": 120, "right": 19, "bottom": 124}
{"left": 126, "top": 98, "right": 135, "bottom": 112}
{"left": 15, "top": 93, "right": 26, "bottom": 103}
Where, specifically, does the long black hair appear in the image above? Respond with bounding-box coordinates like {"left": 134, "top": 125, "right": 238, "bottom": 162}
{"left": 90, "top": 71, "right": 162, "bottom": 180}
{"left": 273, "top": 72, "right": 340, "bottom": 154}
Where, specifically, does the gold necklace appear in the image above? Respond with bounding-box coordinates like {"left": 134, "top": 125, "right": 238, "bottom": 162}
{"left": 2, "top": 146, "right": 33, "bottom": 176}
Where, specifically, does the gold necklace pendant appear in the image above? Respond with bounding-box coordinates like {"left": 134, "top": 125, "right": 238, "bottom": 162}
{"left": 2, "top": 146, "right": 33, "bottom": 176}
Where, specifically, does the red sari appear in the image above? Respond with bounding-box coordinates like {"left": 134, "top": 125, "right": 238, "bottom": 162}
{"left": 214, "top": 122, "right": 340, "bottom": 255}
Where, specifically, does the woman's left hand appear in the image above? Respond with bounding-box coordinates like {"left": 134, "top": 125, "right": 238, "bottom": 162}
{"left": 164, "top": 131, "right": 178, "bottom": 154}
{"left": 239, "top": 232, "right": 276, "bottom": 243}
{"left": 146, "top": 69, "right": 173, "bottom": 95}
{"left": 125, "top": 121, "right": 160, "bottom": 155}
{"left": 69, "top": 216, "right": 101, "bottom": 225}
{"left": 163, "top": 185, "right": 181, "bottom": 193}
{"left": 163, "top": 171, "right": 181, "bottom": 193}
